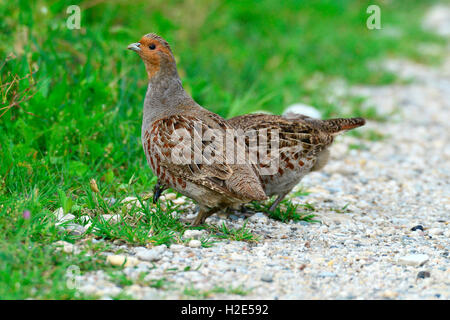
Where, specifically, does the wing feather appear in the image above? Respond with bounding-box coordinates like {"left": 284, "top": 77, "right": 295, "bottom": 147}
{"left": 147, "top": 114, "right": 251, "bottom": 199}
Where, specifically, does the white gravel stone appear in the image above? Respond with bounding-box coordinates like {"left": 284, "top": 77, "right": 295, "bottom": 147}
{"left": 106, "top": 255, "right": 139, "bottom": 267}
{"left": 261, "top": 273, "right": 274, "bottom": 282}
{"left": 183, "top": 230, "right": 203, "bottom": 239}
{"left": 164, "top": 193, "right": 177, "bottom": 201}
{"left": 428, "top": 228, "right": 443, "bottom": 236}
{"left": 283, "top": 103, "right": 322, "bottom": 119}
{"left": 136, "top": 249, "right": 162, "bottom": 262}
{"left": 154, "top": 244, "right": 168, "bottom": 252}
{"left": 398, "top": 254, "right": 430, "bottom": 267}
{"left": 172, "top": 197, "right": 186, "bottom": 205}
{"left": 188, "top": 240, "right": 202, "bottom": 248}
{"left": 248, "top": 212, "right": 268, "bottom": 223}
{"left": 169, "top": 244, "right": 185, "bottom": 252}
{"left": 444, "top": 229, "right": 450, "bottom": 238}
{"left": 121, "top": 197, "right": 143, "bottom": 209}
{"left": 382, "top": 290, "right": 399, "bottom": 299}
{"left": 63, "top": 223, "right": 86, "bottom": 235}
{"left": 54, "top": 240, "right": 77, "bottom": 254}
{"left": 101, "top": 214, "right": 121, "bottom": 224}
{"left": 53, "top": 207, "right": 75, "bottom": 224}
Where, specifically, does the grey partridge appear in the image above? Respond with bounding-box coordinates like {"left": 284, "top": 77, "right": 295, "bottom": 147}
{"left": 227, "top": 113, "right": 365, "bottom": 210}
{"left": 127, "top": 33, "right": 267, "bottom": 226}
{"left": 153, "top": 113, "right": 365, "bottom": 212}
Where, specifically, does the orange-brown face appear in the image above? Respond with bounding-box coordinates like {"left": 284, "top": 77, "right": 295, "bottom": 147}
{"left": 128, "top": 34, "right": 174, "bottom": 79}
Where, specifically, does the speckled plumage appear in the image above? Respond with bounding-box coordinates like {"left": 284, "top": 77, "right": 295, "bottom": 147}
{"left": 153, "top": 112, "right": 365, "bottom": 211}
{"left": 227, "top": 113, "right": 365, "bottom": 210}
{"left": 128, "top": 33, "right": 267, "bottom": 225}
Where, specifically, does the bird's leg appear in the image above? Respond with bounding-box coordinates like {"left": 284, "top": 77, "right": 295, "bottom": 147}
{"left": 191, "top": 207, "right": 220, "bottom": 226}
{"left": 269, "top": 193, "right": 288, "bottom": 212}
{"left": 240, "top": 205, "right": 248, "bottom": 214}
{"left": 152, "top": 180, "right": 166, "bottom": 204}
{"left": 225, "top": 203, "right": 245, "bottom": 215}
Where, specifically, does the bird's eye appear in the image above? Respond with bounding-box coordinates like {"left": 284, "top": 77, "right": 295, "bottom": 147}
{"left": 149, "top": 44, "right": 156, "bottom": 50}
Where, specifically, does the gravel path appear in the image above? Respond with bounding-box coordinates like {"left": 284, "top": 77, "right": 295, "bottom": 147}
{"left": 73, "top": 10, "right": 449, "bottom": 299}
{"left": 72, "top": 55, "right": 449, "bottom": 300}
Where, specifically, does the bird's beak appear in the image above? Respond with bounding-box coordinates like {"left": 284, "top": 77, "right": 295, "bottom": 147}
{"left": 127, "top": 42, "right": 141, "bottom": 52}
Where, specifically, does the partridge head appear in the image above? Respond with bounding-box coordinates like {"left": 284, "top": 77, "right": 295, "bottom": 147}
{"left": 127, "top": 34, "right": 177, "bottom": 81}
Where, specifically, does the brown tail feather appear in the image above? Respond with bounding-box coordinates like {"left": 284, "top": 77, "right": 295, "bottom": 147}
{"left": 323, "top": 117, "right": 366, "bottom": 134}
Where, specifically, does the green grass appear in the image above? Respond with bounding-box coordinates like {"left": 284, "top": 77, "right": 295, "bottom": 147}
{"left": 349, "top": 128, "right": 387, "bottom": 141}
{"left": 207, "top": 221, "right": 260, "bottom": 242}
{"left": 0, "top": 0, "right": 448, "bottom": 299}
{"left": 183, "top": 284, "right": 251, "bottom": 299}
{"left": 330, "top": 203, "right": 352, "bottom": 214}
{"left": 250, "top": 199, "right": 320, "bottom": 223}
{"left": 87, "top": 198, "right": 187, "bottom": 246}
{"left": 109, "top": 268, "right": 250, "bottom": 299}
{"left": 348, "top": 143, "right": 370, "bottom": 151}
{"left": 109, "top": 270, "right": 171, "bottom": 290}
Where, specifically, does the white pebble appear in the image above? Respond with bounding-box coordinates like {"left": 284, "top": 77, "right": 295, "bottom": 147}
{"left": 54, "top": 240, "right": 76, "bottom": 254}
{"left": 188, "top": 240, "right": 202, "bottom": 248}
{"left": 135, "top": 249, "right": 162, "bottom": 262}
{"left": 382, "top": 290, "right": 398, "bottom": 299}
{"left": 121, "top": 197, "right": 143, "bottom": 209}
{"left": 106, "top": 255, "right": 139, "bottom": 267}
{"left": 170, "top": 244, "right": 185, "bottom": 252}
{"left": 183, "top": 229, "right": 203, "bottom": 239}
{"left": 164, "top": 193, "right": 177, "bottom": 201}
{"left": 53, "top": 207, "right": 75, "bottom": 224}
{"left": 398, "top": 254, "right": 429, "bottom": 266}
{"left": 248, "top": 212, "right": 268, "bottom": 223}
{"left": 101, "top": 214, "right": 121, "bottom": 224}
{"left": 172, "top": 198, "right": 186, "bottom": 205}
{"left": 428, "top": 228, "right": 443, "bottom": 235}
{"left": 283, "top": 103, "right": 322, "bottom": 119}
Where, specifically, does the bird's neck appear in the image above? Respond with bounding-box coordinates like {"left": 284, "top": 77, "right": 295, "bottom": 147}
{"left": 142, "top": 67, "right": 192, "bottom": 125}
